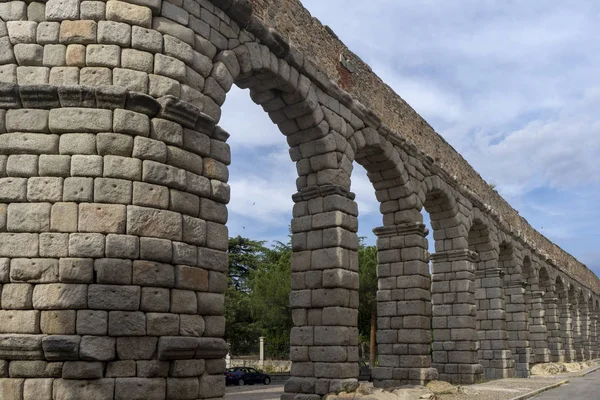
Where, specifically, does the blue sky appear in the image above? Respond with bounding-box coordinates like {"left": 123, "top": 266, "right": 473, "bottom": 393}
{"left": 220, "top": 0, "right": 600, "bottom": 276}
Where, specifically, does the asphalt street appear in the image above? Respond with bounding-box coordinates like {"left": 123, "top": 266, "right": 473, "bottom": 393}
{"left": 531, "top": 369, "right": 600, "bottom": 399}
{"left": 224, "top": 383, "right": 285, "bottom": 400}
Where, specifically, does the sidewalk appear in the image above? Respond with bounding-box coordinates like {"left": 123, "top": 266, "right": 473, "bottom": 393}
{"left": 439, "top": 361, "right": 600, "bottom": 400}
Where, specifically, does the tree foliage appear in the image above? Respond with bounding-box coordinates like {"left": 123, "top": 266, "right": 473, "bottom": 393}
{"left": 225, "top": 235, "right": 378, "bottom": 362}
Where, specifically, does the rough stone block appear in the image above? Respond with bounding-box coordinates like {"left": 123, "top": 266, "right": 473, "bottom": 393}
{"left": 43, "top": 44, "right": 66, "bottom": 67}
{"left": 88, "top": 285, "right": 140, "bottom": 311}
{"left": 37, "top": 22, "right": 60, "bottom": 45}
{"left": 49, "top": 108, "right": 112, "bottom": 133}
{"left": 155, "top": 53, "right": 187, "bottom": 82}
{"left": 40, "top": 310, "right": 76, "bottom": 334}
{"left": 42, "top": 335, "right": 80, "bottom": 360}
{"left": 46, "top": 0, "right": 80, "bottom": 21}
{"left": 33, "top": 284, "right": 87, "bottom": 310}
{"left": 28, "top": 177, "right": 63, "bottom": 202}
{"left": 86, "top": 44, "right": 121, "bottom": 68}
{"left": 93, "top": 259, "right": 132, "bottom": 285}
{"left": 70, "top": 155, "right": 103, "bottom": 177}
{"left": 110, "top": 112, "right": 148, "bottom": 142}
{"left": 39, "top": 232, "right": 69, "bottom": 258}
{"left": 7, "top": 21, "right": 37, "bottom": 44}
{"left": 59, "top": 133, "right": 97, "bottom": 155}
{"left": 80, "top": 67, "right": 113, "bottom": 86}
{"left": 53, "top": 378, "right": 114, "bottom": 400}
{"left": 141, "top": 287, "right": 170, "bottom": 312}
{"left": 0, "top": 310, "right": 40, "bottom": 333}
{"left": 80, "top": 1, "right": 106, "bottom": 21}
{"left": 107, "top": 0, "right": 153, "bottom": 28}
{"left": 132, "top": 25, "right": 163, "bottom": 53}
{"left": 7, "top": 203, "right": 51, "bottom": 233}
{"left": 59, "top": 20, "right": 97, "bottom": 45}
{"left": 0, "top": 233, "right": 39, "bottom": 258}
{"left": 98, "top": 20, "right": 131, "bottom": 46}
{"left": 116, "top": 336, "right": 157, "bottom": 360}
{"left": 6, "top": 155, "right": 38, "bottom": 178}
{"left": 80, "top": 336, "right": 116, "bottom": 361}
{"left": 69, "top": 233, "right": 105, "bottom": 258}
{"left": 62, "top": 361, "right": 104, "bottom": 379}
{"left": 127, "top": 205, "right": 182, "bottom": 241}
{"left": 106, "top": 360, "right": 136, "bottom": 377}
{"left": 78, "top": 203, "right": 127, "bottom": 234}
{"left": 109, "top": 311, "right": 146, "bottom": 336}
{"left": 76, "top": 310, "right": 107, "bottom": 336}
{"left": 105, "top": 234, "right": 139, "bottom": 259}
{"left": 133, "top": 137, "right": 167, "bottom": 163}
{"left": 0, "top": 133, "right": 58, "bottom": 156}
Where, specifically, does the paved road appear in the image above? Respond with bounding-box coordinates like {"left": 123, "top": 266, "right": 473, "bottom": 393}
{"left": 225, "top": 383, "right": 285, "bottom": 400}
{"left": 531, "top": 369, "right": 600, "bottom": 399}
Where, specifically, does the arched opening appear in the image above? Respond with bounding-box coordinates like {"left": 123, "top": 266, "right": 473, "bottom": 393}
{"left": 425, "top": 184, "right": 481, "bottom": 384}
{"left": 569, "top": 286, "right": 582, "bottom": 361}
{"left": 556, "top": 278, "right": 575, "bottom": 361}
{"left": 353, "top": 128, "right": 437, "bottom": 387}
{"left": 498, "top": 242, "right": 530, "bottom": 377}
{"left": 469, "top": 219, "right": 514, "bottom": 379}
{"left": 539, "top": 267, "right": 563, "bottom": 362}
{"left": 523, "top": 257, "right": 549, "bottom": 364}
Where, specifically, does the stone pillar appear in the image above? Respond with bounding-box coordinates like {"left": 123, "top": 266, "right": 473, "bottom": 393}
{"left": 286, "top": 187, "right": 360, "bottom": 398}
{"left": 580, "top": 303, "right": 592, "bottom": 360}
{"left": 543, "top": 294, "right": 564, "bottom": 362}
{"left": 475, "top": 268, "right": 515, "bottom": 379}
{"left": 505, "top": 281, "right": 530, "bottom": 377}
{"left": 372, "top": 223, "right": 437, "bottom": 388}
{"left": 559, "top": 302, "right": 577, "bottom": 361}
{"left": 528, "top": 291, "right": 550, "bottom": 363}
{"left": 590, "top": 312, "right": 599, "bottom": 360}
{"left": 431, "top": 249, "right": 483, "bottom": 384}
{"left": 0, "top": 0, "right": 239, "bottom": 398}
{"left": 590, "top": 312, "right": 598, "bottom": 360}
{"left": 572, "top": 302, "right": 584, "bottom": 361}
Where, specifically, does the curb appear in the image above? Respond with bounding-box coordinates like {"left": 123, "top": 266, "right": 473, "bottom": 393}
{"left": 508, "top": 379, "right": 569, "bottom": 400}
{"left": 576, "top": 364, "right": 600, "bottom": 377}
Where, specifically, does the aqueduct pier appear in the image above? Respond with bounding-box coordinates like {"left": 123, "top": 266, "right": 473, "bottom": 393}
{"left": 0, "top": 0, "right": 598, "bottom": 399}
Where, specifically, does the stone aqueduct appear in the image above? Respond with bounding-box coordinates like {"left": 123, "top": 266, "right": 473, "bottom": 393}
{"left": 0, "top": 0, "right": 598, "bottom": 398}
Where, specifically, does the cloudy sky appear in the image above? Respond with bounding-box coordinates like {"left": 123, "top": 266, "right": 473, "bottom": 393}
{"left": 220, "top": 0, "right": 600, "bottom": 275}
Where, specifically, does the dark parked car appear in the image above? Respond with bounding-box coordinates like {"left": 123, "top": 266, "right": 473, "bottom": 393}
{"left": 225, "top": 367, "right": 271, "bottom": 386}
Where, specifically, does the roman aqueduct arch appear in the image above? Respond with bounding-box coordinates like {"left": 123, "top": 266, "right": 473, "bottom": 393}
{"left": 0, "top": 0, "right": 598, "bottom": 399}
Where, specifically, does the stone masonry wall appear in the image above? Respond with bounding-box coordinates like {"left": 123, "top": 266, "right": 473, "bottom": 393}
{"left": 0, "top": 0, "right": 599, "bottom": 399}
{"left": 0, "top": 1, "right": 232, "bottom": 398}
{"left": 248, "top": 0, "right": 600, "bottom": 294}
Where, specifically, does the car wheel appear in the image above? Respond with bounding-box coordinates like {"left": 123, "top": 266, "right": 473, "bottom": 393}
{"left": 238, "top": 379, "right": 245, "bottom": 386}
{"left": 263, "top": 377, "right": 271, "bottom": 385}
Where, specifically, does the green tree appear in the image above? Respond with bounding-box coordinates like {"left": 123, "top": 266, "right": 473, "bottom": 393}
{"left": 224, "top": 236, "right": 267, "bottom": 354}
{"left": 358, "top": 240, "right": 378, "bottom": 367}
{"left": 247, "top": 241, "right": 292, "bottom": 359}
{"left": 228, "top": 236, "right": 267, "bottom": 291}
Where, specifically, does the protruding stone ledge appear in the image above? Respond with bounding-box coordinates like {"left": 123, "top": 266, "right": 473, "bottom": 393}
{"left": 292, "top": 184, "right": 355, "bottom": 202}
{"left": 373, "top": 222, "right": 428, "bottom": 238}
{"left": 430, "top": 249, "right": 479, "bottom": 263}
{"left": 0, "top": 83, "right": 215, "bottom": 135}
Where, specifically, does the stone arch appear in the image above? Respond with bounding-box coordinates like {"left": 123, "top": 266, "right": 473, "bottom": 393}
{"left": 556, "top": 277, "right": 576, "bottom": 361}
{"left": 347, "top": 127, "right": 438, "bottom": 387}
{"left": 419, "top": 177, "right": 482, "bottom": 384}
{"left": 524, "top": 255, "right": 550, "bottom": 364}
{"left": 467, "top": 211, "right": 514, "bottom": 379}
{"left": 209, "top": 43, "right": 368, "bottom": 396}
{"left": 574, "top": 289, "right": 590, "bottom": 361}
{"left": 539, "top": 265, "right": 563, "bottom": 362}
{"left": 497, "top": 240, "right": 530, "bottom": 377}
